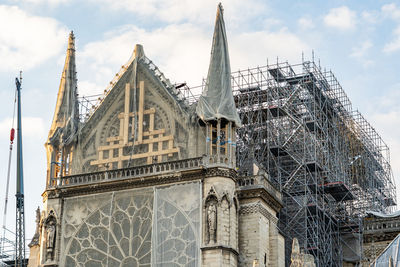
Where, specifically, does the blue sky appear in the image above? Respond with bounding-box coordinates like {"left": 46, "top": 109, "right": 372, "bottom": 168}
{"left": 1, "top": 0, "right": 400, "bottom": 247}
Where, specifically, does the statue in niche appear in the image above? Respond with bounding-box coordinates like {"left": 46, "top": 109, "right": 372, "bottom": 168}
{"left": 207, "top": 201, "right": 217, "bottom": 244}
{"left": 45, "top": 212, "right": 57, "bottom": 262}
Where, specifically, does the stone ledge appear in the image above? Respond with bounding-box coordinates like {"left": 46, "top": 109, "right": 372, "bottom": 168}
{"left": 201, "top": 245, "right": 239, "bottom": 256}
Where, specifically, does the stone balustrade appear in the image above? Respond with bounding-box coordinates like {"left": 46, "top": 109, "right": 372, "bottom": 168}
{"left": 364, "top": 219, "right": 400, "bottom": 232}
{"left": 237, "top": 175, "right": 282, "bottom": 200}
{"left": 50, "top": 157, "right": 204, "bottom": 188}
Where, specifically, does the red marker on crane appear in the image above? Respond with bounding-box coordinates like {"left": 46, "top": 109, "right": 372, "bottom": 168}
{"left": 10, "top": 128, "right": 15, "bottom": 144}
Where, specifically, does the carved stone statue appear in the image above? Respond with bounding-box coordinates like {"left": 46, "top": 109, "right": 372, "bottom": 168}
{"left": 207, "top": 201, "right": 217, "bottom": 244}
{"left": 45, "top": 212, "right": 57, "bottom": 262}
{"left": 46, "top": 220, "right": 56, "bottom": 249}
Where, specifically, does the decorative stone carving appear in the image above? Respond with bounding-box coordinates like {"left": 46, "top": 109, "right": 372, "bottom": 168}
{"left": 290, "top": 238, "right": 316, "bottom": 267}
{"left": 44, "top": 210, "right": 57, "bottom": 262}
{"left": 28, "top": 207, "right": 41, "bottom": 247}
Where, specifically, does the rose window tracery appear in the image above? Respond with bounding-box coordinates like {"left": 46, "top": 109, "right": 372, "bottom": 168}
{"left": 64, "top": 191, "right": 153, "bottom": 267}
{"left": 61, "top": 184, "right": 200, "bottom": 267}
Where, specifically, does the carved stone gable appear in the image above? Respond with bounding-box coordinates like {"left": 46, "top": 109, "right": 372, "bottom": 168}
{"left": 90, "top": 80, "right": 180, "bottom": 169}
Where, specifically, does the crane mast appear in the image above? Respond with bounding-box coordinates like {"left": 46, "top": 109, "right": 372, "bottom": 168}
{"left": 15, "top": 74, "right": 25, "bottom": 267}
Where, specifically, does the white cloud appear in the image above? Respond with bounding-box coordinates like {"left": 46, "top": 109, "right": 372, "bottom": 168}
{"left": 370, "top": 110, "right": 400, "bottom": 198}
{"left": 77, "top": 24, "right": 210, "bottom": 95}
{"left": 361, "top": 11, "right": 379, "bottom": 24}
{"left": 92, "top": 0, "right": 267, "bottom": 26}
{"left": 324, "top": 6, "right": 356, "bottom": 30}
{"left": 350, "top": 40, "right": 374, "bottom": 67}
{"left": 382, "top": 3, "right": 400, "bottom": 20}
{"left": 381, "top": 3, "right": 400, "bottom": 53}
{"left": 350, "top": 40, "right": 372, "bottom": 58}
{"left": 383, "top": 26, "right": 400, "bottom": 53}
{"left": 368, "top": 87, "right": 400, "bottom": 202}
{"left": 0, "top": 5, "right": 68, "bottom": 72}
{"left": 11, "top": 0, "right": 69, "bottom": 4}
{"left": 298, "top": 17, "right": 314, "bottom": 30}
{"left": 384, "top": 38, "right": 400, "bottom": 53}
{"left": 76, "top": 23, "right": 308, "bottom": 97}
{"left": 230, "top": 29, "right": 308, "bottom": 69}
{"left": 0, "top": 116, "right": 46, "bottom": 138}
{"left": 78, "top": 80, "right": 108, "bottom": 97}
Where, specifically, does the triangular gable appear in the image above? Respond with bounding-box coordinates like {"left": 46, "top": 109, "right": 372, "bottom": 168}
{"left": 74, "top": 45, "right": 195, "bottom": 173}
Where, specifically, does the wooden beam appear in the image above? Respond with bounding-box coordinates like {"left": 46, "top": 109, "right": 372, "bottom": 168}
{"left": 90, "top": 147, "right": 179, "bottom": 165}
{"left": 98, "top": 135, "right": 174, "bottom": 150}
{"left": 123, "top": 83, "right": 130, "bottom": 145}
{"left": 137, "top": 81, "right": 144, "bottom": 143}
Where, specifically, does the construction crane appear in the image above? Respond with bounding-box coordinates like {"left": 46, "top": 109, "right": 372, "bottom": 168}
{"left": 15, "top": 74, "right": 26, "bottom": 267}
{"left": 1, "top": 74, "right": 18, "bottom": 265}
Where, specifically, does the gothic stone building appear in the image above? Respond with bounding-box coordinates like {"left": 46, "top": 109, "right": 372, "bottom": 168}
{"left": 27, "top": 5, "right": 285, "bottom": 267}
{"left": 362, "top": 211, "right": 400, "bottom": 266}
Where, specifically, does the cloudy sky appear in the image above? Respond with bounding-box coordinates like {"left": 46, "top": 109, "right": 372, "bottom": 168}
{"left": 1, "top": 0, "right": 400, "bottom": 249}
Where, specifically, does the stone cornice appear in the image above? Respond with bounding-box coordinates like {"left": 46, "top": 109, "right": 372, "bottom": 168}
{"left": 237, "top": 186, "right": 283, "bottom": 213}
{"left": 45, "top": 168, "right": 204, "bottom": 198}
{"left": 364, "top": 231, "right": 399, "bottom": 243}
{"left": 204, "top": 166, "right": 237, "bottom": 180}
{"left": 239, "top": 202, "right": 279, "bottom": 225}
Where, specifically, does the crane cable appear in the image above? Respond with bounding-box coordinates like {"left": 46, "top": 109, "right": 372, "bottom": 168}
{"left": 1, "top": 87, "right": 17, "bottom": 256}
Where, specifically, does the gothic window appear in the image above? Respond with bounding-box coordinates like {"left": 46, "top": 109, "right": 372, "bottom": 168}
{"left": 63, "top": 190, "right": 153, "bottom": 267}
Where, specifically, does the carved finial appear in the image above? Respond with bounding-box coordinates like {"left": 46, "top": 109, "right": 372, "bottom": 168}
{"left": 68, "top": 30, "right": 75, "bottom": 50}
{"left": 35, "top": 206, "right": 40, "bottom": 232}
{"left": 218, "top": 2, "right": 223, "bottom": 15}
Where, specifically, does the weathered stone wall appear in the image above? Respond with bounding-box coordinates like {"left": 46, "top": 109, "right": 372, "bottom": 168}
{"left": 238, "top": 201, "right": 283, "bottom": 267}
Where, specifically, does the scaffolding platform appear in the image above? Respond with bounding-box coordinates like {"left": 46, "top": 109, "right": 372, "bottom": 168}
{"left": 305, "top": 162, "right": 323, "bottom": 173}
{"left": 268, "top": 68, "right": 286, "bottom": 82}
{"left": 322, "top": 182, "right": 354, "bottom": 201}
{"left": 270, "top": 146, "right": 289, "bottom": 157}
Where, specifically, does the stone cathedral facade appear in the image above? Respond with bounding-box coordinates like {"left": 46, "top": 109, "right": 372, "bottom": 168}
{"left": 27, "top": 4, "right": 285, "bottom": 267}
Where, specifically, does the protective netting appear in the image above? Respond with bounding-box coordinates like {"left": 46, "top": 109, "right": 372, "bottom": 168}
{"left": 370, "top": 234, "right": 400, "bottom": 266}
{"left": 60, "top": 183, "right": 200, "bottom": 267}
{"left": 153, "top": 183, "right": 201, "bottom": 266}
{"left": 196, "top": 4, "right": 241, "bottom": 127}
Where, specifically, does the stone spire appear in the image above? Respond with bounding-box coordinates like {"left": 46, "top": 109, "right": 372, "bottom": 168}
{"left": 48, "top": 31, "right": 79, "bottom": 143}
{"left": 196, "top": 3, "right": 241, "bottom": 127}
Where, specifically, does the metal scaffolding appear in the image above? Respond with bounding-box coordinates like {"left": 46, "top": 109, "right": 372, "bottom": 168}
{"left": 230, "top": 59, "right": 396, "bottom": 266}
